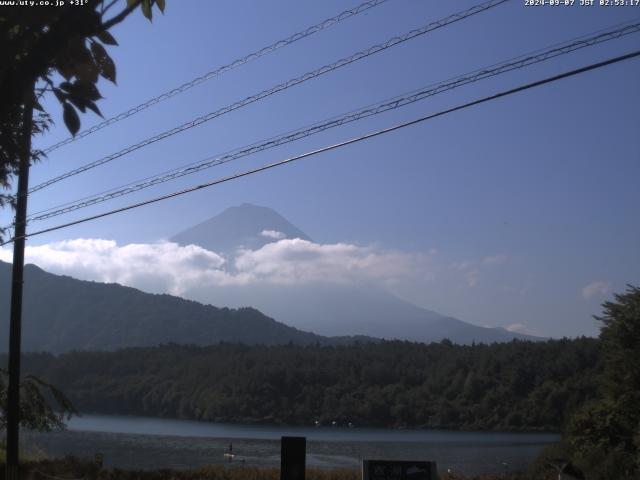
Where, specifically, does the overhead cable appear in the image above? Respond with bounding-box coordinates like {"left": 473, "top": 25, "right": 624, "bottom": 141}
{"left": 41, "top": 0, "right": 391, "bottom": 154}
{"left": 3, "top": 48, "right": 637, "bottom": 246}
{"left": 24, "top": 20, "right": 640, "bottom": 224}
{"left": 27, "top": 0, "right": 509, "bottom": 195}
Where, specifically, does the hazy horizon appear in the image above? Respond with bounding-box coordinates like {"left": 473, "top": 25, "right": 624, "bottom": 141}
{"left": 0, "top": 202, "right": 629, "bottom": 339}
{"left": 2, "top": 1, "right": 639, "bottom": 338}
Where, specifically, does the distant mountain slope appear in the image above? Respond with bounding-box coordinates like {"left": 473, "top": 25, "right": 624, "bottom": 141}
{"left": 172, "top": 204, "right": 542, "bottom": 344}
{"left": 187, "top": 282, "right": 539, "bottom": 344}
{"left": 170, "top": 203, "right": 310, "bottom": 256}
{"left": 0, "top": 262, "right": 365, "bottom": 353}
{"left": 0, "top": 204, "right": 540, "bottom": 352}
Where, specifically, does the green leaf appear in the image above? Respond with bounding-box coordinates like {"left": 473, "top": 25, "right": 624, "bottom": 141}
{"left": 52, "top": 88, "right": 66, "bottom": 104}
{"left": 64, "top": 37, "right": 93, "bottom": 76}
{"left": 90, "top": 40, "right": 107, "bottom": 63}
{"left": 59, "top": 81, "right": 73, "bottom": 92}
{"left": 85, "top": 100, "right": 103, "bottom": 118}
{"left": 127, "top": 0, "right": 138, "bottom": 6}
{"left": 55, "top": 57, "right": 74, "bottom": 80}
{"left": 141, "top": 0, "right": 152, "bottom": 21}
{"left": 62, "top": 102, "right": 80, "bottom": 136}
{"left": 33, "top": 98, "right": 45, "bottom": 113}
{"left": 156, "top": 0, "right": 165, "bottom": 13}
{"left": 75, "top": 59, "right": 100, "bottom": 84}
{"left": 74, "top": 80, "right": 102, "bottom": 101}
{"left": 67, "top": 95, "right": 87, "bottom": 113}
{"left": 91, "top": 41, "right": 117, "bottom": 84}
{"left": 96, "top": 30, "right": 118, "bottom": 46}
{"left": 100, "top": 53, "right": 116, "bottom": 83}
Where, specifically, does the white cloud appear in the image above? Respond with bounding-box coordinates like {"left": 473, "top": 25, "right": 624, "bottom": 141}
{"left": 505, "top": 323, "right": 536, "bottom": 336}
{"left": 260, "top": 230, "right": 285, "bottom": 240}
{"left": 482, "top": 254, "right": 508, "bottom": 265}
{"left": 234, "top": 238, "right": 429, "bottom": 285}
{"left": 449, "top": 254, "right": 510, "bottom": 289}
{"left": 582, "top": 280, "right": 610, "bottom": 299}
{"left": 0, "top": 239, "right": 227, "bottom": 296}
{"left": 452, "top": 254, "right": 508, "bottom": 271}
{"left": 502, "top": 284, "right": 531, "bottom": 295}
{"left": 0, "top": 238, "right": 430, "bottom": 294}
{"left": 465, "top": 269, "right": 479, "bottom": 287}
{"left": 451, "top": 261, "right": 473, "bottom": 271}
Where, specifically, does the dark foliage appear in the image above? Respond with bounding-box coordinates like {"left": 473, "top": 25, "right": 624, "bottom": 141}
{"left": 8, "top": 337, "right": 601, "bottom": 431}
{"left": 0, "top": 456, "right": 352, "bottom": 480}
{"left": 562, "top": 285, "right": 640, "bottom": 479}
{"left": 0, "top": 262, "right": 372, "bottom": 353}
{"left": 0, "top": 0, "right": 164, "bottom": 240}
{"left": 0, "top": 367, "right": 76, "bottom": 433}
{"left": 0, "top": 456, "right": 542, "bottom": 480}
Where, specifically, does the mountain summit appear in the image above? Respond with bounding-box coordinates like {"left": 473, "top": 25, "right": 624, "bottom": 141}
{"left": 171, "top": 203, "right": 311, "bottom": 255}
{"left": 1, "top": 204, "right": 539, "bottom": 351}
{"left": 171, "top": 204, "right": 541, "bottom": 344}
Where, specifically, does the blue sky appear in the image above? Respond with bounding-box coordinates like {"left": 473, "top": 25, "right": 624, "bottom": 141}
{"left": 3, "top": 0, "right": 639, "bottom": 338}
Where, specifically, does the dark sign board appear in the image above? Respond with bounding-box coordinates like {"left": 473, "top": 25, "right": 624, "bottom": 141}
{"left": 362, "top": 460, "right": 437, "bottom": 480}
{"left": 281, "top": 436, "right": 306, "bottom": 480}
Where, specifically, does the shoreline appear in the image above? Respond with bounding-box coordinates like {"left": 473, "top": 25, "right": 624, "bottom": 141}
{"left": 63, "top": 411, "right": 563, "bottom": 436}
{"left": 23, "top": 425, "right": 552, "bottom": 475}
{"left": 2, "top": 458, "right": 534, "bottom": 480}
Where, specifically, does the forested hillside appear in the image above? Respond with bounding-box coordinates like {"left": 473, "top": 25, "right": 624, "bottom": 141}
{"left": 14, "top": 338, "right": 600, "bottom": 431}
{"left": 0, "top": 262, "right": 373, "bottom": 352}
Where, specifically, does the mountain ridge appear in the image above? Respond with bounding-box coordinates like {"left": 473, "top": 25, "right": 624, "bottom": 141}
{"left": 0, "top": 204, "right": 541, "bottom": 351}
{"left": 171, "top": 204, "right": 542, "bottom": 344}
{"left": 0, "top": 261, "right": 375, "bottom": 353}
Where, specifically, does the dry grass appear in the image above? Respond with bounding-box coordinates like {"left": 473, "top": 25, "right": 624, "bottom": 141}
{"left": 0, "top": 457, "right": 556, "bottom": 480}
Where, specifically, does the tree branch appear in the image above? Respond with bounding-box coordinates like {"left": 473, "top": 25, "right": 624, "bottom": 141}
{"left": 102, "top": 0, "right": 142, "bottom": 31}
{"left": 102, "top": 0, "right": 120, "bottom": 15}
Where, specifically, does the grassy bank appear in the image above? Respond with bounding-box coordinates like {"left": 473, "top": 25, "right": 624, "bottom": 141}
{"left": 0, "top": 457, "right": 557, "bottom": 480}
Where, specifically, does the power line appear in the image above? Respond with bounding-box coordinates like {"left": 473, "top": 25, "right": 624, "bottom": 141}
{"left": 23, "top": 20, "right": 640, "bottom": 224}
{"left": 40, "top": 0, "right": 391, "bottom": 155}
{"left": 27, "top": 0, "right": 508, "bottom": 196}
{"left": 26, "top": 19, "right": 640, "bottom": 221}
{"left": 3, "top": 48, "right": 638, "bottom": 247}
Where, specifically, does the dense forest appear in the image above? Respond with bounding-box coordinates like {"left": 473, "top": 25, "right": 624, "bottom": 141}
{"left": 10, "top": 337, "right": 600, "bottom": 432}
{"left": 0, "top": 262, "right": 376, "bottom": 353}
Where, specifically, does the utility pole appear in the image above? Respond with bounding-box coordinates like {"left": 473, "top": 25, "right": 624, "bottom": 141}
{"left": 5, "top": 80, "right": 35, "bottom": 480}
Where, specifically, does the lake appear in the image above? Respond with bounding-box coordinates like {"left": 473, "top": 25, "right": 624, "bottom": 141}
{"left": 23, "top": 414, "right": 559, "bottom": 475}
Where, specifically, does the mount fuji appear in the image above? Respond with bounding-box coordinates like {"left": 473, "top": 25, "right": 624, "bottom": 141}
{"left": 171, "top": 204, "right": 540, "bottom": 344}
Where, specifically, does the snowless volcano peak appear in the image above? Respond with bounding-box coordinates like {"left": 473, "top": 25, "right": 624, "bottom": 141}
{"left": 171, "top": 203, "right": 311, "bottom": 255}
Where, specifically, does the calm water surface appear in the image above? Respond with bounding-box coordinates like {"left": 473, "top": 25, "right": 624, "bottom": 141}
{"left": 24, "top": 414, "right": 559, "bottom": 475}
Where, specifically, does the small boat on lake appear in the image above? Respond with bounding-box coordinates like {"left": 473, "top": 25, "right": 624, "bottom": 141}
{"left": 224, "top": 442, "right": 235, "bottom": 461}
